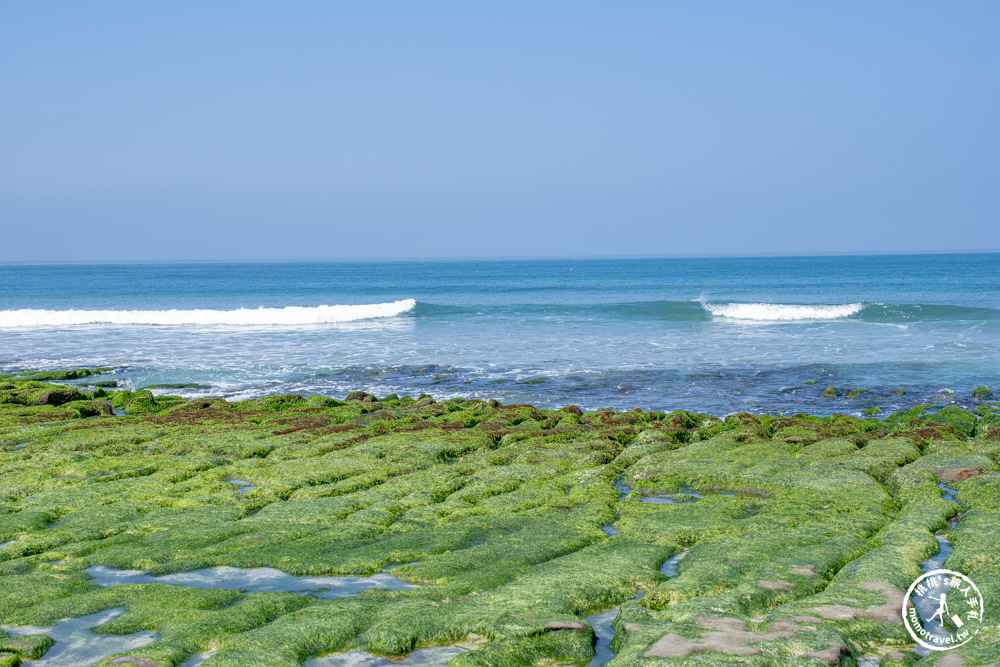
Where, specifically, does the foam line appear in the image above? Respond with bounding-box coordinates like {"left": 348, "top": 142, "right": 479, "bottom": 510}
{"left": 0, "top": 299, "right": 416, "bottom": 327}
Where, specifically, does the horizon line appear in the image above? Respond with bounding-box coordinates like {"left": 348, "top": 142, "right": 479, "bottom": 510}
{"left": 2, "top": 248, "right": 999, "bottom": 265}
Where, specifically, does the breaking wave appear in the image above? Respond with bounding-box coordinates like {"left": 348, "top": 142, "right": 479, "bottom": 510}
{"left": 0, "top": 299, "right": 416, "bottom": 327}
{"left": 704, "top": 302, "right": 864, "bottom": 321}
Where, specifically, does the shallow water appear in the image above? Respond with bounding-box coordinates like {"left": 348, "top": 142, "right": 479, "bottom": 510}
{"left": 178, "top": 651, "right": 215, "bottom": 667}
{"left": 601, "top": 526, "right": 619, "bottom": 536}
{"left": 584, "top": 608, "right": 619, "bottom": 667}
{"left": 306, "top": 646, "right": 470, "bottom": 666}
{"left": 641, "top": 492, "right": 701, "bottom": 505}
{"left": 0, "top": 608, "right": 157, "bottom": 667}
{"left": 383, "top": 561, "right": 420, "bottom": 570}
{"left": 226, "top": 478, "right": 256, "bottom": 493}
{"left": 921, "top": 535, "right": 954, "bottom": 574}
{"left": 660, "top": 549, "right": 688, "bottom": 578}
{"left": 583, "top": 547, "right": 687, "bottom": 666}
{"left": 85, "top": 565, "right": 416, "bottom": 598}
{"left": 939, "top": 482, "right": 958, "bottom": 504}
{"left": 913, "top": 483, "right": 960, "bottom": 656}
{"left": 613, "top": 475, "right": 631, "bottom": 499}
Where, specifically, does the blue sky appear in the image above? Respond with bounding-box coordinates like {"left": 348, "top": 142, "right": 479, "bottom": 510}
{"left": 2, "top": 2, "right": 998, "bottom": 260}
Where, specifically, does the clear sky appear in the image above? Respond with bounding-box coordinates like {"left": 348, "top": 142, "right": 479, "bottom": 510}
{"left": 2, "top": 2, "right": 998, "bottom": 261}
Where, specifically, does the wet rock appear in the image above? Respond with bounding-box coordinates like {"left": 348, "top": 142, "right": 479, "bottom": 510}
{"left": 802, "top": 643, "right": 848, "bottom": 665}
{"left": 30, "top": 387, "right": 87, "bottom": 406}
{"left": 822, "top": 386, "right": 837, "bottom": 398}
{"left": 0, "top": 633, "right": 55, "bottom": 659}
{"left": 70, "top": 400, "right": 113, "bottom": 418}
{"left": 913, "top": 466, "right": 982, "bottom": 482}
{"left": 643, "top": 617, "right": 793, "bottom": 658}
{"left": 806, "top": 582, "right": 904, "bottom": 625}
{"left": 543, "top": 621, "right": 588, "bottom": 633}
{"left": 758, "top": 580, "right": 795, "bottom": 591}
{"left": 973, "top": 386, "right": 995, "bottom": 401}
{"left": 560, "top": 405, "right": 583, "bottom": 417}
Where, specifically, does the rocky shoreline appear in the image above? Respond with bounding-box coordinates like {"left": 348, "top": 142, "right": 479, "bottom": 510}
{"left": 1, "top": 370, "right": 999, "bottom": 666}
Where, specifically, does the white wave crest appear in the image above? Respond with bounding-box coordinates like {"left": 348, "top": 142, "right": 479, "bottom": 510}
{"left": 704, "top": 302, "right": 863, "bottom": 321}
{"left": 0, "top": 299, "right": 416, "bottom": 327}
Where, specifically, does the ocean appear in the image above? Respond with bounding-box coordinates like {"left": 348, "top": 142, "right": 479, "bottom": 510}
{"left": 1, "top": 254, "right": 998, "bottom": 417}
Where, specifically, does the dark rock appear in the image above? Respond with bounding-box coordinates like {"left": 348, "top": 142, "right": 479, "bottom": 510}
{"left": 560, "top": 405, "right": 583, "bottom": 416}
{"left": 71, "top": 400, "right": 113, "bottom": 418}
{"left": 973, "top": 386, "right": 994, "bottom": 401}
{"left": 31, "top": 387, "right": 88, "bottom": 406}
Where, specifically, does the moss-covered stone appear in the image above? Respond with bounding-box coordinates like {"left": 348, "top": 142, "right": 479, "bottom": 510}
{"left": 0, "top": 379, "right": 996, "bottom": 664}
{"left": 822, "top": 386, "right": 837, "bottom": 398}
{"left": 0, "top": 634, "right": 53, "bottom": 660}
{"left": 973, "top": 386, "right": 995, "bottom": 401}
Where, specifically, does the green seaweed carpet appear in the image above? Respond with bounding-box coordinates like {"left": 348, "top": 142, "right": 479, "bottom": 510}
{"left": 1, "top": 371, "right": 1000, "bottom": 666}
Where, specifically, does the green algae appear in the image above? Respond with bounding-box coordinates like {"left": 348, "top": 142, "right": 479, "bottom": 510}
{"left": 973, "top": 386, "right": 995, "bottom": 401}
{"left": 0, "top": 378, "right": 998, "bottom": 665}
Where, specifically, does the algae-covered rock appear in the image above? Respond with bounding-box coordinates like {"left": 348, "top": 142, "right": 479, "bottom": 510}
{"left": 30, "top": 387, "right": 88, "bottom": 407}
{"left": 67, "top": 400, "right": 113, "bottom": 419}
{"left": 17, "top": 368, "right": 96, "bottom": 381}
{"left": 308, "top": 395, "right": 345, "bottom": 408}
{"left": 0, "top": 653, "right": 19, "bottom": 667}
{"left": 110, "top": 389, "right": 169, "bottom": 414}
{"left": 929, "top": 405, "right": 977, "bottom": 438}
{"left": 2, "top": 379, "right": 1000, "bottom": 665}
{"left": 822, "top": 386, "right": 837, "bottom": 398}
{"left": 973, "top": 386, "right": 995, "bottom": 401}
{"left": 845, "top": 387, "right": 867, "bottom": 399}
{"left": 0, "top": 633, "right": 53, "bottom": 659}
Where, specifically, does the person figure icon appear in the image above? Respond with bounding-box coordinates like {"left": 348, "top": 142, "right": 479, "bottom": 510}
{"left": 927, "top": 593, "right": 949, "bottom": 625}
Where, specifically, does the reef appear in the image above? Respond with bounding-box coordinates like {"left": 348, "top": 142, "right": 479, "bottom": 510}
{"left": 0, "top": 371, "right": 999, "bottom": 666}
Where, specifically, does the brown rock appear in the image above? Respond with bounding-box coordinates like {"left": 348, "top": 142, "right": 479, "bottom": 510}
{"left": 802, "top": 643, "right": 847, "bottom": 665}
{"left": 543, "top": 621, "right": 588, "bottom": 633}
{"left": 806, "top": 582, "right": 904, "bottom": 625}
{"left": 791, "top": 565, "right": 816, "bottom": 577}
{"left": 759, "top": 580, "right": 795, "bottom": 591}
{"left": 695, "top": 616, "right": 748, "bottom": 632}
{"left": 643, "top": 619, "right": 793, "bottom": 659}
{"left": 914, "top": 466, "right": 982, "bottom": 482}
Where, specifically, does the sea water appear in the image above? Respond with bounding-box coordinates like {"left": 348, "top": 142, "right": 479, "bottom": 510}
{"left": 1, "top": 254, "right": 998, "bottom": 416}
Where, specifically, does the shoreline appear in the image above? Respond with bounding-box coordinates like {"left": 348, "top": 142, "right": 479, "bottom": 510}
{"left": 1, "top": 371, "right": 998, "bottom": 665}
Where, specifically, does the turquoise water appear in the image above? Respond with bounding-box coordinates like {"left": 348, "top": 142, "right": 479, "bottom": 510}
{"left": 1, "top": 254, "right": 998, "bottom": 415}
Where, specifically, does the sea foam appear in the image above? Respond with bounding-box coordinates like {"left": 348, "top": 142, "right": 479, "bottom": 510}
{"left": 0, "top": 299, "right": 416, "bottom": 327}
{"left": 704, "top": 302, "right": 863, "bottom": 321}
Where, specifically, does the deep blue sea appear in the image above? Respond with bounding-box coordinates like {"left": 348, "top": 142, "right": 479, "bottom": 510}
{"left": 1, "top": 254, "right": 998, "bottom": 417}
